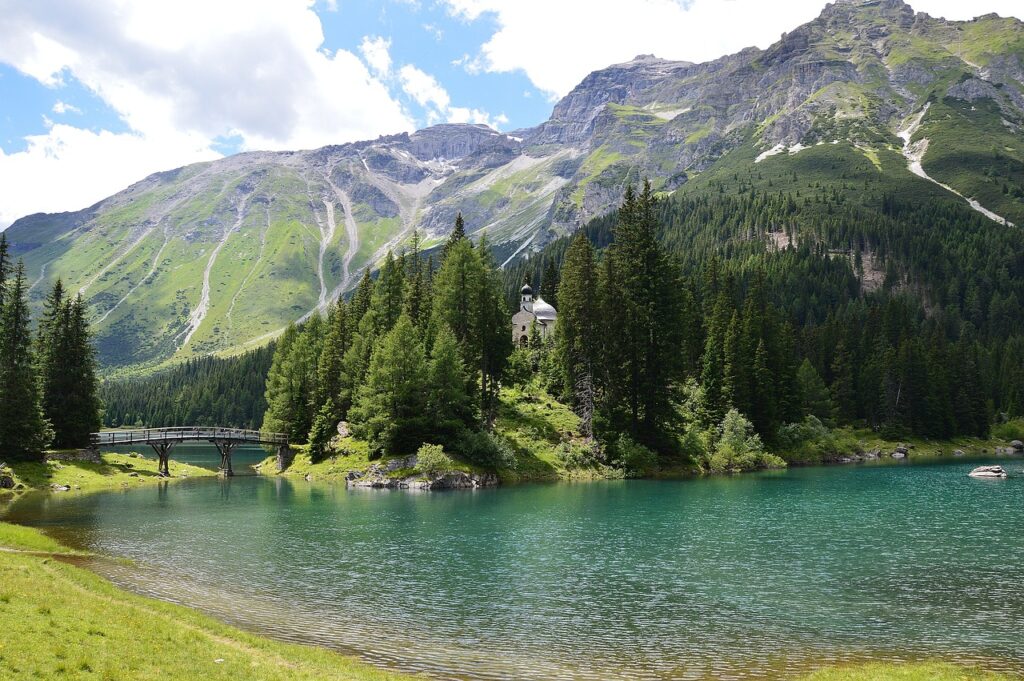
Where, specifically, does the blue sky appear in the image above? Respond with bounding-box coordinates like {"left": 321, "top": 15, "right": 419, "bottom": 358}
{"left": 0, "top": 0, "right": 1021, "bottom": 227}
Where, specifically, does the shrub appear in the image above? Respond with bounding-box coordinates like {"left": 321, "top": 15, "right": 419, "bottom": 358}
{"left": 416, "top": 444, "right": 454, "bottom": 475}
{"left": 776, "top": 416, "right": 860, "bottom": 464}
{"left": 708, "top": 409, "right": 786, "bottom": 473}
{"left": 556, "top": 440, "right": 599, "bottom": 468}
{"left": 455, "top": 430, "right": 517, "bottom": 469}
{"left": 614, "top": 434, "right": 658, "bottom": 477}
{"left": 504, "top": 348, "right": 534, "bottom": 388}
{"left": 992, "top": 419, "right": 1024, "bottom": 441}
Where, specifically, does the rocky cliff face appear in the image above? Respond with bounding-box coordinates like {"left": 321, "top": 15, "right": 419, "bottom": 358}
{"left": 6, "top": 0, "right": 1022, "bottom": 371}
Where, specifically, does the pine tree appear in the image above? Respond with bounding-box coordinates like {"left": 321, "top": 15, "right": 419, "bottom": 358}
{"left": 556, "top": 232, "right": 601, "bottom": 436}
{"left": 797, "top": 359, "right": 834, "bottom": 424}
{"left": 441, "top": 212, "right": 467, "bottom": 263}
{"left": 0, "top": 262, "right": 52, "bottom": 459}
{"left": 600, "top": 181, "right": 685, "bottom": 443}
{"left": 427, "top": 325, "right": 473, "bottom": 443}
{"left": 350, "top": 268, "right": 374, "bottom": 324}
{"left": 372, "top": 251, "right": 405, "bottom": 335}
{"left": 541, "top": 257, "right": 560, "bottom": 308}
{"left": 830, "top": 339, "right": 857, "bottom": 422}
{"left": 350, "top": 314, "right": 429, "bottom": 456}
{"left": 0, "top": 233, "right": 10, "bottom": 312}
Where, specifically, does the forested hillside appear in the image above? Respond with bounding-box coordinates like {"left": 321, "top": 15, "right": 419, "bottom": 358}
{"left": 99, "top": 347, "right": 274, "bottom": 430}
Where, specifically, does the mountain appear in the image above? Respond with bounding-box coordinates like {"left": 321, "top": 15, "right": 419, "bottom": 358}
{"left": 5, "top": 0, "right": 1023, "bottom": 372}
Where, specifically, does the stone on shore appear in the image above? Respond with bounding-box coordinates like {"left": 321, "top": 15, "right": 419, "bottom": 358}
{"left": 968, "top": 465, "right": 1007, "bottom": 479}
{"left": 1010, "top": 440, "right": 1023, "bottom": 452}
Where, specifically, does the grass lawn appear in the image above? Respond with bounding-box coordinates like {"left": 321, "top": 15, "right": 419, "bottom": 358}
{"left": 801, "top": 661, "right": 1011, "bottom": 680}
{"left": 4, "top": 452, "right": 215, "bottom": 494}
{"left": 0, "top": 524, "right": 416, "bottom": 680}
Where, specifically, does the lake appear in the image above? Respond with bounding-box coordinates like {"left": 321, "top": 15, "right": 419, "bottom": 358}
{"left": 4, "top": 451, "right": 1024, "bottom": 680}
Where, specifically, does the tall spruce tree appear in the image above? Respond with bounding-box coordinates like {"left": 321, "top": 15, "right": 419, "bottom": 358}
{"left": 350, "top": 314, "right": 429, "bottom": 456}
{"left": 0, "top": 262, "right": 52, "bottom": 459}
{"left": 600, "top": 181, "right": 684, "bottom": 444}
{"left": 556, "top": 231, "right": 601, "bottom": 436}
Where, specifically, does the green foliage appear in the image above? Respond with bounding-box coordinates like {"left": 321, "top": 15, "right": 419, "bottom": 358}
{"left": 35, "top": 283, "right": 102, "bottom": 448}
{"left": 454, "top": 429, "right": 517, "bottom": 469}
{"left": 350, "top": 315, "right": 429, "bottom": 457}
{"left": 797, "top": 359, "right": 835, "bottom": 425}
{"left": 612, "top": 434, "right": 658, "bottom": 477}
{"left": 991, "top": 419, "right": 1024, "bottom": 442}
{"left": 415, "top": 443, "right": 454, "bottom": 475}
{"left": 708, "top": 409, "right": 786, "bottom": 473}
{"left": 0, "top": 261, "right": 52, "bottom": 460}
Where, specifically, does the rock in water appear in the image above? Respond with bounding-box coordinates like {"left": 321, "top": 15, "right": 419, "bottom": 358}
{"left": 0, "top": 475, "right": 14, "bottom": 489}
{"left": 968, "top": 465, "right": 1007, "bottom": 479}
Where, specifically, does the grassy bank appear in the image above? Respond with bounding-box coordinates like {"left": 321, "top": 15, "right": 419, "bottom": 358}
{"left": 0, "top": 522, "right": 415, "bottom": 680}
{"left": 801, "top": 661, "right": 1011, "bottom": 680}
{"left": 2, "top": 452, "right": 216, "bottom": 494}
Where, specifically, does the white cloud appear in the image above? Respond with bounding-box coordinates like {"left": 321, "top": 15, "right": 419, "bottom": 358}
{"left": 359, "top": 35, "right": 392, "bottom": 78}
{"left": 442, "top": 0, "right": 1024, "bottom": 97}
{"left": 0, "top": 0, "right": 415, "bottom": 226}
{"left": 398, "top": 64, "right": 506, "bottom": 129}
{"left": 0, "top": 124, "right": 218, "bottom": 228}
{"left": 52, "top": 100, "right": 81, "bottom": 115}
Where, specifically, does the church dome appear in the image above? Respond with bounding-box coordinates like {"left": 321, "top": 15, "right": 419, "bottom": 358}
{"left": 521, "top": 283, "right": 533, "bottom": 296}
{"left": 533, "top": 296, "right": 557, "bottom": 321}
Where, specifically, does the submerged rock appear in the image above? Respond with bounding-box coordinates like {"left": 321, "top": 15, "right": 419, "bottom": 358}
{"left": 968, "top": 465, "right": 1007, "bottom": 479}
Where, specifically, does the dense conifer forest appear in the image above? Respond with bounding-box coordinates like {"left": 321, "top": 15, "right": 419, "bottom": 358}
{"left": 99, "top": 347, "right": 274, "bottom": 430}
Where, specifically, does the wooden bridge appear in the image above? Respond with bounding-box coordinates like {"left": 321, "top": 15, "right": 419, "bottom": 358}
{"left": 90, "top": 428, "right": 289, "bottom": 477}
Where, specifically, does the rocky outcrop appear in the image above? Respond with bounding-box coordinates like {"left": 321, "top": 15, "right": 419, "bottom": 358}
{"left": 1010, "top": 440, "right": 1024, "bottom": 452}
{"left": 344, "top": 459, "right": 499, "bottom": 491}
{"left": 968, "top": 465, "right": 1007, "bottom": 479}
{"left": 45, "top": 449, "right": 102, "bottom": 464}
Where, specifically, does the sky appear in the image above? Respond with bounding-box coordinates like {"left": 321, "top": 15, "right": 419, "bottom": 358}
{"left": 0, "top": 0, "right": 1021, "bottom": 228}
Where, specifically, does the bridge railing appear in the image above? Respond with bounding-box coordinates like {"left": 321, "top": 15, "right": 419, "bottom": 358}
{"left": 90, "top": 427, "right": 289, "bottom": 448}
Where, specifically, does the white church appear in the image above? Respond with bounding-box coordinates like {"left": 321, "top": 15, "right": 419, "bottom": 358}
{"left": 511, "top": 281, "right": 557, "bottom": 346}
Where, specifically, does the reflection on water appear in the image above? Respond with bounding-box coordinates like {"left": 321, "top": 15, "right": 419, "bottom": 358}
{"left": 5, "top": 459, "right": 1024, "bottom": 680}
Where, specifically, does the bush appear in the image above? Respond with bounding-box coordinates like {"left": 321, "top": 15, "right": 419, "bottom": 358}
{"left": 992, "top": 419, "right": 1024, "bottom": 441}
{"left": 614, "top": 434, "right": 658, "bottom": 477}
{"left": 556, "top": 440, "right": 599, "bottom": 468}
{"left": 454, "top": 430, "right": 518, "bottom": 469}
{"left": 776, "top": 416, "right": 860, "bottom": 464}
{"left": 416, "top": 444, "right": 454, "bottom": 475}
{"left": 504, "top": 348, "right": 534, "bottom": 388}
{"left": 708, "top": 409, "right": 786, "bottom": 473}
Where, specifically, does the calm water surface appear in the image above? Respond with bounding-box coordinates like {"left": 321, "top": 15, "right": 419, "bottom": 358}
{"left": 5, "top": 454, "right": 1024, "bottom": 680}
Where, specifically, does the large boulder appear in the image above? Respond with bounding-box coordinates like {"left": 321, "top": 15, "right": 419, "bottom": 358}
{"left": 968, "top": 465, "right": 1007, "bottom": 479}
{"left": 0, "top": 475, "right": 14, "bottom": 489}
{"left": 1010, "top": 440, "right": 1023, "bottom": 452}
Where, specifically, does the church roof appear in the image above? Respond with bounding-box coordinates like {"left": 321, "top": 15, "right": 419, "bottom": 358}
{"left": 521, "top": 283, "right": 533, "bottom": 295}
{"left": 533, "top": 296, "right": 557, "bottom": 321}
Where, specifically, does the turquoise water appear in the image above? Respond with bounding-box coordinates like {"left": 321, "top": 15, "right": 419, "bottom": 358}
{"left": 5, "top": 457, "right": 1024, "bottom": 679}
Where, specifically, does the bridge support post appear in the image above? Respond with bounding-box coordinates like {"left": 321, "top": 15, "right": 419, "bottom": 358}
{"left": 276, "top": 445, "right": 294, "bottom": 472}
{"left": 214, "top": 440, "right": 236, "bottom": 477}
{"left": 149, "top": 442, "right": 175, "bottom": 477}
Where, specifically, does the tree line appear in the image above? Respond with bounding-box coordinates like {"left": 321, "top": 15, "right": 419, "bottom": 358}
{"left": 100, "top": 346, "right": 273, "bottom": 430}
{"left": 0, "top": 234, "right": 101, "bottom": 459}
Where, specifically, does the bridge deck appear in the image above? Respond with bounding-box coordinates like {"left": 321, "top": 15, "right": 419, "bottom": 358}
{"left": 91, "top": 427, "right": 288, "bottom": 448}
